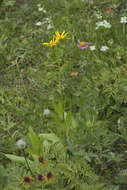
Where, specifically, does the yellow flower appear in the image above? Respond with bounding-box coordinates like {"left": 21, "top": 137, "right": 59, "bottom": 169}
{"left": 55, "top": 30, "right": 68, "bottom": 40}
{"left": 43, "top": 37, "right": 58, "bottom": 47}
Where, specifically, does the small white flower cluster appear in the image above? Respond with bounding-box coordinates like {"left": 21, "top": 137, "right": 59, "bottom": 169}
{"left": 96, "top": 13, "right": 102, "bottom": 19}
{"left": 96, "top": 20, "right": 111, "bottom": 29}
{"left": 35, "top": 17, "right": 53, "bottom": 29}
{"left": 37, "top": 4, "right": 47, "bottom": 13}
{"left": 89, "top": 45, "right": 109, "bottom": 52}
{"left": 117, "top": 118, "right": 121, "bottom": 124}
{"left": 100, "top": 45, "right": 109, "bottom": 51}
{"left": 47, "top": 24, "right": 53, "bottom": 30}
{"left": 89, "top": 45, "right": 96, "bottom": 51}
{"left": 120, "top": 16, "right": 127, "bottom": 24}
{"left": 116, "top": 55, "right": 121, "bottom": 60}
{"left": 36, "top": 21, "right": 42, "bottom": 26}
{"left": 37, "top": 4, "right": 41, "bottom": 7}
{"left": 43, "top": 109, "right": 50, "bottom": 116}
{"left": 36, "top": 4, "right": 53, "bottom": 27}
{"left": 42, "top": 18, "right": 53, "bottom": 30}
{"left": 38, "top": 7, "right": 46, "bottom": 13}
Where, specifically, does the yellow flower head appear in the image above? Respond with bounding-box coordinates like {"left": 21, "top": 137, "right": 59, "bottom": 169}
{"left": 43, "top": 37, "right": 58, "bottom": 47}
{"left": 42, "top": 30, "right": 67, "bottom": 48}
{"left": 55, "top": 30, "right": 68, "bottom": 40}
{"left": 80, "top": 42, "right": 86, "bottom": 47}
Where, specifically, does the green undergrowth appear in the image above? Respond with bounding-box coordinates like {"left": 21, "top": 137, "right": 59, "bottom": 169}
{"left": 0, "top": 0, "right": 127, "bottom": 189}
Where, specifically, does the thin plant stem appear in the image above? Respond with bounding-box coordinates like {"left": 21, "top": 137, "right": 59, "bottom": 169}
{"left": 123, "top": 24, "right": 125, "bottom": 36}
{"left": 23, "top": 150, "right": 34, "bottom": 177}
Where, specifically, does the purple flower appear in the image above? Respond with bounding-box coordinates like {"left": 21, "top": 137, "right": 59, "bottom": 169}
{"left": 77, "top": 40, "right": 88, "bottom": 50}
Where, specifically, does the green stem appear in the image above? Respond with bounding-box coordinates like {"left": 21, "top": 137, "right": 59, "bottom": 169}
{"left": 23, "top": 150, "right": 34, "bottom": 177}
{"left": 123, "top": 24, "right": 125, "bottom": 36}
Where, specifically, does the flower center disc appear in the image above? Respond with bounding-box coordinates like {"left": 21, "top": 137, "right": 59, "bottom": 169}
{"left": 80, "top": 42, "right": 86, "bottom": 47}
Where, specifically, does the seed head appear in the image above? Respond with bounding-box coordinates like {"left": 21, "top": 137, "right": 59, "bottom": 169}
{"left": 16, "top": 139, "right": 26, "bottom": 149}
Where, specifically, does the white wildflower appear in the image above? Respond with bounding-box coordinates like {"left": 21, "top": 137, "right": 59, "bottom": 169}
{"left": 38, "top": 7, "right": 47, "bottom": 13}
{"left": 37, "top": 4, "right": 41, "bottom": 7}
{"left": 107, "top": 39, "right": 113, "bottom": 45}
{"left": 45, "top": 18, "right": 51, "bottom": 22}
{"left": 41, "top": 20, "right": 48, "bottom": 25}
{"left": 41, "top": 18, "right": 52, "bottom": 25}
{"left": 47, "top": 24, "right": 53, "bottom": 30}
{"left": 100, "top": 45, "right": 109, "bottom": 51}
{"left": 38, "top": 7, "right": 43, "bottom": 11}
{"left": 89, "top": 45, "right": 96, "bottom": 51}
{"left": 117, "top": 119, "right": 121, "bottom": 124}
{"left": 103, "top": 20, "right": 111, "bottom": 28}
{"left": 96, "top": 21, "right": 103, "bottom": 29}
{"left": 120, "top": 16, "right": 127, "bottom": 24}
{"left": 43, "top": 109, "right": 50, "bottom": 116}
{"left": 96, "top": 20, "right": 111, "bottom": 29}
{"left": 96, "top": 14, "right": 102, "bottom": 19}
{"left": 116, "top": 56, "right": 121, "bottom": 60}
{"left": 35, "top": 22, "right": 42, "bottom": 26}
{"left": 16, "top": 139, "right": 26, "bottom": 149}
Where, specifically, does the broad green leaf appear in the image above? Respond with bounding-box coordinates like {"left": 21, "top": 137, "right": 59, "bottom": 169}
{"left": 53, "top": 101, "right": 64, "bottom": 119}
{"left": 28, "top": 127, "right": 42, "bottom": 156}
{"left": 39, "top": 133, "right": 60, "bottom": 144}
{"left": 5, "top": 154, "right": 26, "bottom": 163}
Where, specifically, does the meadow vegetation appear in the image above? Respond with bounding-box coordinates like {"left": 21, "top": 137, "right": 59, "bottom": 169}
{"left": 0, "top": 0, "right": 127, "bottom": 189}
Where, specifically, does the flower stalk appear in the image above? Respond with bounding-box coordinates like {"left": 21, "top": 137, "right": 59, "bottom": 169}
{"left": 22, "top": 150, "right": 34, "bottom": 177}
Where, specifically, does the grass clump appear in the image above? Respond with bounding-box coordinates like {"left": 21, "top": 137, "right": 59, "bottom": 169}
{"left": 0, "top": 0, "right": 127, "bottom": 189}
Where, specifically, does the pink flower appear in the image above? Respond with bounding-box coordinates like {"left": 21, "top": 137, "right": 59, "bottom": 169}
{"left": 77, "top": 40, "right": 88, "bottom": 50}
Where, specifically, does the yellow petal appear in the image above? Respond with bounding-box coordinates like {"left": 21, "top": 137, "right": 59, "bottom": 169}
{"left": 43, "top": 42, "right": 49, "bottom": 46}
{"left": 62, "top": 30, "right": 65, "bottom": 35}
{"left": 64, "top": 32, "right": 68, "bottom": 36}
{"left": 55, "top": 31, "right": 60, "bottom": 36}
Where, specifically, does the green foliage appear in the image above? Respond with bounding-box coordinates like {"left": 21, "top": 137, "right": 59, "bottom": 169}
{"left": 1, "top": 0, "right": 127, "bottom": 189}
{"left": 115, "top": 168, "right": 127, "bottom": 186}
{"left": 78, "top": 183, "right": 109, "bottom": 190}
{"left": 0, "top": 165, "right": 9, "bottom": 189}
{"left": 3, "top": 130, "right": 104, "bottom": 190}
{"left": 27, "top": 127, "right": 42, "bottom": 156}
{"left": 5, "top": 154, "right": 26, "bottom": 163}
